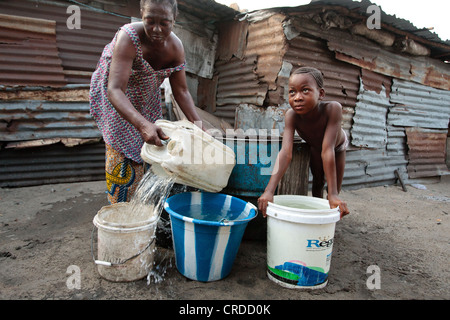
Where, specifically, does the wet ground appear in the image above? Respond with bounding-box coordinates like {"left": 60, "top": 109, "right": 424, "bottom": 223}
{"left": 1, "top": 176, "right": 448, "bottom": 313}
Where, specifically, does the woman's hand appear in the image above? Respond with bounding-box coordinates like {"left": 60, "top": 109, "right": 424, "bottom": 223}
{"left": 139, "top": 121, "right": 169, "bottom": 146}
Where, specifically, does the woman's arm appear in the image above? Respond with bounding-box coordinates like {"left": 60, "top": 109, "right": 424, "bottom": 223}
{"left": 169, "top": 68, "right": 202, "bottom": 124}
{"left": 107, "top": 30, "right": 169, "bottom": 146}
{"left": 168, "top": 37, "right": 202, "bottom": 126}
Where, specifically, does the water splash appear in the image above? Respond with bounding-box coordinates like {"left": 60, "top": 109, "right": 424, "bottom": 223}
{"left": 147, "top": 248, "right": 173, "bottom": 285}
{"left": 127, "top": 171, "right": 176, "bottom": 224}
{"left": 127, "top": 170, "right": 179, "bottom": 286}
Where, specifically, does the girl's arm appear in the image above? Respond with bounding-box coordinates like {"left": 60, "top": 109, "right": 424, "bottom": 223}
{"left": 257, "top": 110, "right": 296, "bottom": 217}
{"left": 321, "top": 102, "right": 348, "bottom": 216}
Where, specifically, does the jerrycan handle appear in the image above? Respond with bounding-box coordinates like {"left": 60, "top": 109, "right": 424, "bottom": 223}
{"left": 160, "top": 137, "right": 171, "bottom": 146}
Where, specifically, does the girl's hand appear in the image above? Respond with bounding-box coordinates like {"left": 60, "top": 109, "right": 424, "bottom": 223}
{"left": 257, "top": 191, "right": 274, "bottom": 217}
{"left": 328, "top": 194, "right": 349, "bottom": 218}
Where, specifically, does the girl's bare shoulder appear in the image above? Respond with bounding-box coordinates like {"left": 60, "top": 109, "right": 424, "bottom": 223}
{"left": 321, "top": 100, "right": 342, "bottom": 111}
{"left": 285, "top": 108, "right": 300, "bottom": 124}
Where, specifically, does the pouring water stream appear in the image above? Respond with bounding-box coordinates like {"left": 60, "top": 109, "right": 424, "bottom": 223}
{"left": 127, "top": 170, "right": 177, "bottom": 285}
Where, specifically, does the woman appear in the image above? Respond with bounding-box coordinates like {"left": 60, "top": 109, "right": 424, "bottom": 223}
{"left": 90, "top": 0, "right": 202, "bottom": 204}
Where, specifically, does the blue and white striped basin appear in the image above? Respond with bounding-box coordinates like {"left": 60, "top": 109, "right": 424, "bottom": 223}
{"left": 164, "top": 192, "right": 257, "bottom": 282}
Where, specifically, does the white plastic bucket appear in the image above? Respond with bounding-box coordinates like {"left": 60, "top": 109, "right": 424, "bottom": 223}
{"left": 92, "top": 203, "right": 157, "bottom": 282}
{"left": 266, "top": 195, "right": 340, "bottom": 289}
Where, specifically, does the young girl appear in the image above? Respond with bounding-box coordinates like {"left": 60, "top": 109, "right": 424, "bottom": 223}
{"left": 257, "top": 67, "right": 349, "bottom": 218}
{"left": 90, "top": 0, "right": 202, "bottom": 203}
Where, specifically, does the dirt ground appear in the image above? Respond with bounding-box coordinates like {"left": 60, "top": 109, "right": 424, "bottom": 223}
{"left": 1, "top": 175, "right": 449, "bottom": 303}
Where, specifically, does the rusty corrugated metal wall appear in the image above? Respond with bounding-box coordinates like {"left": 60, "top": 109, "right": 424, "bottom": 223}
{"left": 214, "top": 13, "right": 289, "bottom": 125}
{"left": 389, "top": 79, "right": 450, "bottom": 129}
{"left": 245, "top": 13, "right": 287, "bottom": 93}
{"left": 406, "top": 128, "right": 448, "bottom": 179}
{"left": 389, "top": 79, "right": 450, "bottom": 179}
{"left": 0, "top": 0, "right": 130, "bottom": 187}
{"left": 0, "top": 100, "right": 101, "bottom": 141}
{"left": 0, "top": 13, "right": 67, "bottom": 87}
{"left": 351, "top": 79, "right": 392, "bottom": 149}
{"left": 1, "top": 0, "right": 449, "bottom": 188}
{"left": 0, "top": 0, "right": 238, "bottom": 188}
{"left": 213, "top": 5, "right": 449, "bottom": 189}
{"left": 283, "top": 11, "right": 449, "bottom": 187}
{"left": 0, "top": 0, "right": 131, "bottom": 84}
{"left": 295, "top": 20, "right": 450, "bottom": 91}
{"left": 0, "top": 141, "right": 105, "bottom": 188}
{"left": 215, "top": 55, "right": 263, "bottom": 123}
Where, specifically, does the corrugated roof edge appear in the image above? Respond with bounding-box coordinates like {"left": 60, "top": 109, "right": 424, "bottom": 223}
{"left": 238, "top": 0, "right": 450, "bottom": 49}
{"left": 177, "top": 0, "right": 239, "bottom": 22}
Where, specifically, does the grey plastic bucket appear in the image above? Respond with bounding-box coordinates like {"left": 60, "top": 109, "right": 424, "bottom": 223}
{"left": 92, "top": 203, "right": 157, "bottom": 282}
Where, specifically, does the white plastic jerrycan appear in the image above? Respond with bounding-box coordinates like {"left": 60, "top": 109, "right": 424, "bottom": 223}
{"left": 141, "top": 120, "right": 236, "bottom": 192}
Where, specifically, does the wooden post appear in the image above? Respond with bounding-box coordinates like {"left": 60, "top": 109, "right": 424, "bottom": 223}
{"left": 277, "top": 141, "right": 310, "bottom": 196}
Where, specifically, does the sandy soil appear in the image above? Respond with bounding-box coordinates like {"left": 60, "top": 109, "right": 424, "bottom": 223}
{"left": 0, "top": 176, "right": 448, "bottom": 303}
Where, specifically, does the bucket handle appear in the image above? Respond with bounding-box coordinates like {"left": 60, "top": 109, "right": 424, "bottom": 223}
{"left": 90, "top": 225, "right": 155, "bottom": 267}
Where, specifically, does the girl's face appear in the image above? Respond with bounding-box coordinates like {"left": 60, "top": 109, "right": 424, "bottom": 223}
{"left": 141, "top": 2, "right": 174, "bottom": 44}
{"left": 288, "top": 73, "right": 325, "bottom": 116}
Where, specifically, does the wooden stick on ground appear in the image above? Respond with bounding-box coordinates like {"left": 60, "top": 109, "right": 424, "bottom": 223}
{"left": 395, "top": 169, "right": 407, "bottom": 192}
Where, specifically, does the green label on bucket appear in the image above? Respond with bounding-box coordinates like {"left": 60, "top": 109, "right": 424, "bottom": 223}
{"left": 268, "top": 262, "right": 328, "bottom": 287}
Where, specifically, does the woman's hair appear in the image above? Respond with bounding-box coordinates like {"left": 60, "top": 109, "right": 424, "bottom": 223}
{"left": 291, "top": 67, "right": 324, "bottom": 89}
{"left": 140, "top": 0, "right": 178, "bottom": 18}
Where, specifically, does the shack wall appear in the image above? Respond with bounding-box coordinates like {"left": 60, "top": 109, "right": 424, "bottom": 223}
{"left": 214, "top": 7, "right": 449, "bottom": 189}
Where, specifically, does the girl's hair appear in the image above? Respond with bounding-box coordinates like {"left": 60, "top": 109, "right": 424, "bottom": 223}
{"left": 291, "top": 67, "right": 324, "bottom": 89}
{"left": 140, "top": 0, "right": 178, "bottom": 18}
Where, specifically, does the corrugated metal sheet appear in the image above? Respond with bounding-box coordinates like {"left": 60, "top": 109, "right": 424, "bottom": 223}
{"left": 178, "top": 0, "right": 237, "bottom": 22}
{"left": 386, "top": 125, "right": 407, "bottom": 156}
{"left": 284, "top": 15, "right": 450, "bottom": 91}
{"left": 342, "top": 149, "right": 408, "bottom": 189}
{"left": 331, "top": 41, "right": 450, "bottom": 91}
{"left": 0, "top": 14, "right": 67, "bottom": 87}
{"left": 0, "top": 84, "right": 89, "bottom": 101}
{"left": 216, "top": 20, "right": 248, "bottom": 61}
{"left": 0, "top": 100, "right": 101, "bottom": 141}
{"left": 245, "top": 13, "right": 287, "bottom": 92}
{"left": 283, "top": 34, "right": 360, "bottom": 136}
{"left": 173, "top": 12, "right": 217, "bottom": 79}
{"left": 388, "top": 79, "right": 450, "bottom": 129}
{"left": 230, "top": 2, "right": 449, "bottom": 190}
{"left": 341, "top": 72, "right": 410, "bottom": 187}
{"left": 360, "top": 68, "right": 391, "bottom": 97}
{"left": 0, "top": 0, "right": 130, "bottom": 84}
{"left": 351, "top": 79, "right": 392, "bottom": 149}
{"left": 234, "top": 104, "right": 289, "bottom": 133}
{"left": 303, "top": 0, "right": 450, "bottom": 60}
{"left": 405, "top": 127, "right": 449, "bottom": 178}
{"left": 0, "top": 141, "right": 105, "bottom": 187}
{"left": 215, "top": 55, "right": 265, "bottom": 124}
